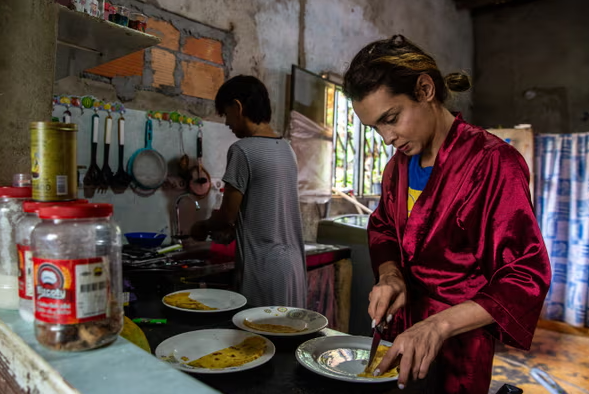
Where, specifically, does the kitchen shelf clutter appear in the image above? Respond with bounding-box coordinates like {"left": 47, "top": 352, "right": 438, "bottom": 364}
{"left": 55, "top": 5, "right": 160, "bottom": 80}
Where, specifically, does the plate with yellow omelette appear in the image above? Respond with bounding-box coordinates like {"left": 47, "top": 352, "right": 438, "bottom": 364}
{"left": 162, "top": 289, "right": 247, "bottom": 313}
{"left": 232, "top": 306, "right": 328, "bottom": 336}
{"left": 295, "top": 335, "right": 399, "bottom": 383}
{"left": 155, "top": 329, "right": 275, "bottom": 373}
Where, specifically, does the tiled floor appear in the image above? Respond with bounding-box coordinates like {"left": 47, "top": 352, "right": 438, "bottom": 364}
{"left": 490, "top": 327, "right": 589, "bottom": 393}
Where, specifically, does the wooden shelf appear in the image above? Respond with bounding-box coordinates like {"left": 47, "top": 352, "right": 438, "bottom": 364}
{"left": 55, "top": 5, "right": 160, "bottom": 80}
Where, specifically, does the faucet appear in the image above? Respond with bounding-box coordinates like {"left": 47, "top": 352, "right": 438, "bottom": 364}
{"left": 172, "top": 193, "right": 200, "bottom": 244}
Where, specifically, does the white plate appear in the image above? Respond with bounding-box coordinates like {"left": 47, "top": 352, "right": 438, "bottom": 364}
{"left": 295, "top": 335, "right": 397, "bottom": 383}
{"left": 155, "top": 329, "right": 275, "bottom": 374}
{"left": 162, "top": 288, "right": 247, "bottom": 313}
{"left": 232, "top": 306, "right": 328, "bottom": 336}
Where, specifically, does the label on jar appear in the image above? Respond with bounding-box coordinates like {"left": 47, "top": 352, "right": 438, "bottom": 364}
{"left": 17, "top": 244, "right": 34, "bottom": 300}
{"left": 33, "top": 257, "right": 109, "bottom": 324}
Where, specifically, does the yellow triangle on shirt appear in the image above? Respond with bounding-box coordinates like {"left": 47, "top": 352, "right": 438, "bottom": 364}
{"left": 408, "top": 187, "right": 422, "bottom": 217}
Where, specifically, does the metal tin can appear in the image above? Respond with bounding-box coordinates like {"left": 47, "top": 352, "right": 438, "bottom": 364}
{"left": 30, "top": 122, "right": 78, "bottom": 201}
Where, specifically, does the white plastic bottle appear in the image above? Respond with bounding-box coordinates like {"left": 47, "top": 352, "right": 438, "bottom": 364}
{"left": 0, "top": 187, "right": 31, "bottom": 310}
{"left": 213, "top": 188, "right": 224, "bottom": 210}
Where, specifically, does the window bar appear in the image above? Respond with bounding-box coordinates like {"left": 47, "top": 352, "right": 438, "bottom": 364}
{"left": 332, "top": 90, "right": 340, "bottom": 190}
{"left": 352, "top": 112, "right": 362, "bottom": 195}
{"left": 363, "top": 126, "right": 371, "bottom": 195}
{"left": 374, "top": 134, "right": 380, "bottom": 185}
{"left": 362, "top": 128, "right": 368, "bottom": 195}
{"left": 379, "top": 138, "right": 385, "bottom": 177}
{"left": 342, "top": 96, "right": 349, "bottom": 188}
{"left": 370, "top": 127, "right": 376, "bottom": 193}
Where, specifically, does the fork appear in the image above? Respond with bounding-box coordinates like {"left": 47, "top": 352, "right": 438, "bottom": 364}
{"left": 112, "top": 115, "right": 132, "bottom": 194}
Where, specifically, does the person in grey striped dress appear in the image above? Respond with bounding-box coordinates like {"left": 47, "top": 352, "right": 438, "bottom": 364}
{"left": 191, "top": 75, "right": 307, "bottom": 308}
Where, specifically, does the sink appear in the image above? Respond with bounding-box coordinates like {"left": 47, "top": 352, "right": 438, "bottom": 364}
{"left": 167, "top": 241, "right": 212, "bottom": 261}
{"left": 331, "top": 214, "right": 370, "bottom": 229}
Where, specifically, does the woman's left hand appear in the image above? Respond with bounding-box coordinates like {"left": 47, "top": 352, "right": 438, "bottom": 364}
{"left": 375, "top": 318, "right": 448, "bottom": 388}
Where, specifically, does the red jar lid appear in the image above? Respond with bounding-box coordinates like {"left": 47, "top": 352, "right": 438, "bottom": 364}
{"left": 0, "top": 187, "right": 32, "bottom": 198}
{"left": 38, "top": 203, "right": 113, "bottom": 219}
{"left": 23, "top": 199, "right": 89, "bottom": 214}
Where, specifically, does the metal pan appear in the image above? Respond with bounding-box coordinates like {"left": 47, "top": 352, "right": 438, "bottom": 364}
{"left": 127, "top": 118, "right": 168, "bottom": 190}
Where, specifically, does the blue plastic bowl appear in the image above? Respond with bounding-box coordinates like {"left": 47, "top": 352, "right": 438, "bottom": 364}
{"left": 124, "top": 232, "right": 167, "bottom": 248}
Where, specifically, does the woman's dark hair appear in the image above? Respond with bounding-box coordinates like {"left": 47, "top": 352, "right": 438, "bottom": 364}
{"left": 343, "top": 35, "right": 471, "bottom": 103}
{"left": 215, "top": 75, "right": 272, "bottom": 124}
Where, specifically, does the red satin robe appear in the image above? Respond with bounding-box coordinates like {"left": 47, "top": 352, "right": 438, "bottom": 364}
{"left": 368, "top": 115, "right": 551, "bottom": 393}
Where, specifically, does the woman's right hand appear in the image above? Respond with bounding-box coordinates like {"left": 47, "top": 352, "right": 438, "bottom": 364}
{"left": 368, "top": 265, "right": 407, "bottom": 327}
{"left": 211, "top": 227, "right": 235, "bottom": 245}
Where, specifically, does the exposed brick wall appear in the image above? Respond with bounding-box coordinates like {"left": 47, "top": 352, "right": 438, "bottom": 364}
{"left": 151, "top": 47, "right": 176, "bottom": 87}
{"left": 181, "top": 60, "right": 225, "bottom": 100}
{"left": 146, "top": 18, "right": 180, "bottom": 52}
{"left": 82, "top": 4, "right": 233, "bottom": 114}
{"left": 183, "top": 37, "right": 223, "bottom": 65}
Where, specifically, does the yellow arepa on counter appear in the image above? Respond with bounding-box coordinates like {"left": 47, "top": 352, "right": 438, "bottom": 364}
{"left": 187, "top": 336, "right": 267, "bottom": 369}
{"left": 163, "top": 292, "right": 217, "bottom": 310}
{"left": 242, "top": 319, "right": 304, "bottom": 333}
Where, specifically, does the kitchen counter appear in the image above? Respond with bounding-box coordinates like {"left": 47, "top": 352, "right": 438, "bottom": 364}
{"left": 128, "top": 293, "right": 440, "bottom": 394}
{"left": 304, "top": 243, "right": 351, "bottom": 269}
{"left": 0, "top": 309, "right": 219, "bottom": 394}
{"left": 0, "top": 287, "right": 437, "bottom": 394}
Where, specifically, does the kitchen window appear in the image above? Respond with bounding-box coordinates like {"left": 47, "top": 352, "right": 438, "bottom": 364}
{"left": 290, "top": 66, "right": 394, "bottom": 197}
{"left": 330, "top": 88, "right": 394, "bottom": 196}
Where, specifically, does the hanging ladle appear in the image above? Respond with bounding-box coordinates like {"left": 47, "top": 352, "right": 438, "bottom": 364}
{"left": 179, "top": 123, "right": 190, "bottom": 179}
{"left": 188, "top": 127, "right": 211, "bottom": 199}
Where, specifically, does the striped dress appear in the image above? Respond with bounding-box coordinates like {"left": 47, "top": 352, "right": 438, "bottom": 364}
{"left": 222, "top": 136, "right": 307, "bottom": 308}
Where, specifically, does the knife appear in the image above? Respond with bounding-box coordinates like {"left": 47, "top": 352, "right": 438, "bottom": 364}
{"left": 366, "top": 321, "right": 385, "bottom": 371}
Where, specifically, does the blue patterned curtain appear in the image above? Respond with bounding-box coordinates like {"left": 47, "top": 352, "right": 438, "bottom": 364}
{"left": 535, "top": 133, "right": 589, "bottom": 327}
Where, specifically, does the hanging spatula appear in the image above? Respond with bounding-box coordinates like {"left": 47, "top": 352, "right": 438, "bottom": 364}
{"left": 112, "top": 115, "right": 132, "bottom": 194}
{"left": 83, "top": 113, "right": 101, "bottom": 198}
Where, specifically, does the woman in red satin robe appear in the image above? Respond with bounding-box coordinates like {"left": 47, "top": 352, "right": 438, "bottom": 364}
{"left": 342, "top": 35, "right": 551, "bottom": 393}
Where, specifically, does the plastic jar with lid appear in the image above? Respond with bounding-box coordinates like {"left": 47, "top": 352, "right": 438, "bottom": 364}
{"left": 16, "top": 199, "right": 87, "bottom": 322}
{"left": 31, "top": 203, "right": 123, "bottom": 351}
{"left": 0, "top": 186, "right": 32, "bottom": 310}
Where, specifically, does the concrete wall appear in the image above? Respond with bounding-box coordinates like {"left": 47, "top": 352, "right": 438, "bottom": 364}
{"left": 0, "top": 0, "right": 57, "bottom": 185}
{"left": 55, "top": 1, "right": 235, "bottom": 124}
{"left": 472, "top": 0, "right": 589, "bottom": 134}
{"left": 160, "top": 0, "right": 474, "bottom": 128}
{"left": 53, "top": 0, "right": 473, "bottom": 242}
{"left": 57, "top": 0, "right": 473, "bottom": 133}
{"left": 155, "top": 0, "right": 473, "bottom": 241}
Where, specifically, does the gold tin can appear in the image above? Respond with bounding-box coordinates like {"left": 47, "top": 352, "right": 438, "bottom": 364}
{"left": 30, "top": 122, "right": 78, "bottom": 201}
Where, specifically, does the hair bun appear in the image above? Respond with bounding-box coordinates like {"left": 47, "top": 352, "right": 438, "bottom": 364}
{"left": 390, "top": 34, "right": 406, "bottom": 47}
{"left": 445, "top": 72, "right": 471, "bottom": 92}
